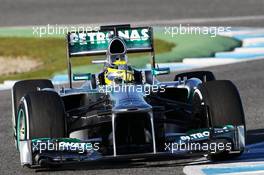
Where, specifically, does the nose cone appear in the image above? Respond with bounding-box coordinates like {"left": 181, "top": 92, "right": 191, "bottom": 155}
{"left": 110, "top": 86, "right": 152, "bottom": 113}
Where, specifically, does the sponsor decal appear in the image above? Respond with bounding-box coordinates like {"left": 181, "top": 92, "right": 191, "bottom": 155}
{"left": 180, "top": 131, "right": 210, "bottom": 141}
{"left": 69, "top": 28, "right": 150, "bottom": 45}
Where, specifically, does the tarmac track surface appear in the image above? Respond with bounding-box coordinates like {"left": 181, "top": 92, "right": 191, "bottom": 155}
{"left": 1, "top": 59, "right": 264, "bottom": 174}
{"left": 0, "top": 0, "right": 264, "bottom": 27}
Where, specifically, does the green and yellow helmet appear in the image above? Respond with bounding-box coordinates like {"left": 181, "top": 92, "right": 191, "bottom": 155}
{"left": 104, "top": 38, "right": 134, "bottom": 85}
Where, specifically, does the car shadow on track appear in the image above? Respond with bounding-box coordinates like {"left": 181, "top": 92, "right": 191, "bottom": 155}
{"left": 246, "top": 129, "right": 264, "bottom": 144}
{"left": 34, "top": 158, "right": 210, "bottom": 173}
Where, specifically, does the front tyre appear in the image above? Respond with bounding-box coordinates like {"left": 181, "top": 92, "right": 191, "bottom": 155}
{"left": 16, "top": 91, "right": 66, "bottom": 150}
{"left": 12, "top": 79, "right": 54, "bottom": 148}
{"left": 193, "top": 80, "right": 246, "bottom": 161}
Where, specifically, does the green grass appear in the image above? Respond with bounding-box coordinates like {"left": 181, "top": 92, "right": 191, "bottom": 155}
{"left": 0, "top": 37, "right": 174, "bottom": 82}
{"left": 154, "top": 28, "right": 241, "bottom": 63}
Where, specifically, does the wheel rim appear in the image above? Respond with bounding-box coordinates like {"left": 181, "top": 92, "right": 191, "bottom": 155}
{"left": 193, "top": 89, "right": 210, "bottom": 128}
{"left": 17, "top": 108, "right": 27, "bottom": 150}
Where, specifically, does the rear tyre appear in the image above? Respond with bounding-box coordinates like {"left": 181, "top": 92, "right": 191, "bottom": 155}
{"left": 16, "top": 91, "right": 65, "bottom": 150}
{"left": 193, "top": 80, "right": 245, "bottom": 161}
{"left": 91, "top": 74, "right": 97, "bottom": 89}
{"left": 174, "top": 71, "right": 215, "bottom": 82}
{"left": 134, "top": 70, "right": 143, "bottom": 84}
{"left": 12, "top": 79, "right": 54, "bottom": 148}
{"left": 145, "top": 70, "right": 153, "bottom": 84}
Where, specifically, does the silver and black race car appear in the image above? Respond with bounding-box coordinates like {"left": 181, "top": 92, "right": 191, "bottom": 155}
{"left": 12, "top": 24, "right": 245, "bottom": 168}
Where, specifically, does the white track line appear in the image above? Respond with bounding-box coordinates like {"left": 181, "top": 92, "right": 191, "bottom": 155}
{"left": 1, "top": 15, "right": 264, "bottom": 28}
{"left": 143, "top": 15, "right": 264, "bottom": 25}
{"left": 57, "top": 15, "right": 264, "bottom": 26}
{"left": 243, "top": 38, "right": 264, "bottom": 46}
{"left": 219, "top": 29, "right": 264, "bottom": 37}
{"left": 183, "top": 161, "right": 264, "bottom": 175}
{"left": 219, "top": 170, "right": 264, "bottom": 175}
{"left": 234, "top": 48, "right": 264, "bottom": 53}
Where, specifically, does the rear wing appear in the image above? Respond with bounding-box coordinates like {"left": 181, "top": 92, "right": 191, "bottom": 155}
{"left": 65, "top": 24, "right": 156, "bottom": 88}
{"left": 67, "top": 25, "right": 154, "bottom": 57}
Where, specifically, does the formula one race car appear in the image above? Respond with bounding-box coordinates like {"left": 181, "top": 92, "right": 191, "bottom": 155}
{"left": 12, "top": 24, "right": 246, "bottom": 168}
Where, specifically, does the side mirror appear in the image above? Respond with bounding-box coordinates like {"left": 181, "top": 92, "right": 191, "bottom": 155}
{"left": 73, "top": 73, "right": 91, "bottom": 81}
{"left": 152, "top": 67, "right": 170, "bottom": 76}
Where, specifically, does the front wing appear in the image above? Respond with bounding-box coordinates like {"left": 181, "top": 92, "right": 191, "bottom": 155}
{"left": 19, "top": 125, "right": 245, "bottom": 167}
